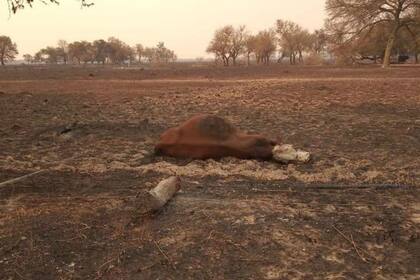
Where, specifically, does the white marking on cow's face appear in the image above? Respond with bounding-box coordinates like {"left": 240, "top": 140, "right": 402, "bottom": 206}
{"left": 273, "top": 144, "right": 311, "bottom": 164}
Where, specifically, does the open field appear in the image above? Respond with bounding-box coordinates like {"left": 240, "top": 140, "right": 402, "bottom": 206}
{"left": 0, "top": 65, "right": 419, "bottom": 279}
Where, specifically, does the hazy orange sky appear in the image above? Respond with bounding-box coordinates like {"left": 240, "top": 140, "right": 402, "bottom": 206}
{"left": 0, "top": 0, "right": 326, "bottom": 59}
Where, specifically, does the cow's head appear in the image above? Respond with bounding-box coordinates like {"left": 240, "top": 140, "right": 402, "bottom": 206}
{"left": 272, "top": 144, "right": 311, "bottom": 163}
{"left": 235, "top": 134, "right": 277, "bottom": 160}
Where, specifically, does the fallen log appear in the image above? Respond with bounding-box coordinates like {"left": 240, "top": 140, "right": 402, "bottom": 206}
{"left": 136, "top": 176, "right": 181, "bottom": 214}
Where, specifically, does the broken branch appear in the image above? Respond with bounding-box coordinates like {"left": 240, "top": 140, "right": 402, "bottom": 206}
{"left": 332, "top": 225, "right": 369, "bottom": 263}
{"left": 0, "top": 170, "right": 46, "bottom": 188}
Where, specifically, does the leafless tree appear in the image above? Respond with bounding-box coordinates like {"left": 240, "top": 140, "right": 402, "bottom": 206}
{"left": 5, "top": 0, "right": 93, "bottom": 13}
{"left": 326, "top": 0, "right": 420, "bottom": 67}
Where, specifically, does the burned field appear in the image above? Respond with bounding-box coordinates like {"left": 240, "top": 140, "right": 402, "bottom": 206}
{"left": 0, "top": 65, "right": 419, "bottom": 279}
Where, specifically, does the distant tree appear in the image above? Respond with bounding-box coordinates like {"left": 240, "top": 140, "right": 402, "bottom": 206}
{"left": 326, "top": 0, "right": 420, "bottom": 67}
{"left": 143, "top": 47, "right": 155, "bottom": 63}
{"left": 92, "top": 39, "right": 108, "bottom": 64}
{"left": 244, "top": 35, "right": 257, "bottom": 66}
{"left": 276, "top": 20, "right": 312, "bottom": 64}
{"left": 154, "top": 42, "right": 177, "bottom": 63}
{"left": 207, "top": 26, "right": 233, "bottom": 66}
{"left": 6, "top": 0, "right": 93, "bottom": 13}
{"left": 57, "top": 40, "right": 69, "bottom": 64}
{"left": 207, "top": 25, "right": 248, "bottom": 66}
{"left": 140, "top": 42, "right": 176, "bottom": 64}
{"left": 135, "top": 43, "right": 144, "bottom": 63}
{"left": 106, "top": 37, "right": 133, "bottom": 64}
{"left": 276, "top": 20, "right": 300, "bottom": 64}
{"left": 229, "top": 25, "right": 248, "bottom": 65}
{"left": 33, "top": 38, "right": 177, "bottom": 66}
{"left": 311, "top": 29, "right": 328, "bottom": 54}
{"left": 23, "top": 53, "right": 33, "bottom": 64}
{"left": 0, "top": 36, "right": 18, "bottom": 66}
{"left": 35, "top": 46, "right": 65, "bottom": 64}
{"left": 295, "top": 29, "right": 313, "bottom": 63}
{"left": 254, "top": 30, "right": 277, "bottom": 65}
{"left": 68, "top": 41, "right": 93, "bottom": 64}
{"left": 33, "top": 51, "right": 43, "bottom": 63}
{"left": 34, "top": 49, "right": 47, "bottom": 63}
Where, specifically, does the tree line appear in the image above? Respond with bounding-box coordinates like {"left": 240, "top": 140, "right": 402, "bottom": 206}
{"left": 207, "top": 21, "right": 327, "bottom": 66}
{"left": 3, "top": 0, "right": 420, "bottom": 68}
{"left": 1, "top": 36, "right": 177, "bottom": 65}
{"left": 207, "top": 1, "right": 420, "bottom": 67}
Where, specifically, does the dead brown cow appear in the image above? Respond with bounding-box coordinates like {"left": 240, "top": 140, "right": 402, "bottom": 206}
{"left": 155, "top": 114, "right": 277, "bottom": 160}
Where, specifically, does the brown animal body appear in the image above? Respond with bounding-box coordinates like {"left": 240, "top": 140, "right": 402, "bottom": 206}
{"left": 155, "top": 115, "right": 276, "bottom": 160}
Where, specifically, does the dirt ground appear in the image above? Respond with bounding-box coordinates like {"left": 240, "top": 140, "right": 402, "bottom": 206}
{"left": 0, "top": 64, "right": 419, "bottom": 279}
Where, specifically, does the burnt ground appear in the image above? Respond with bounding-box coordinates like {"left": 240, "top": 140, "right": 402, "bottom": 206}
{"left": 0, "top": 65, "right": 419, "bottom": 279}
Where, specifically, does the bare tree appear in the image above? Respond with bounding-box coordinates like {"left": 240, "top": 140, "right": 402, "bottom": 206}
{"left": 326, "top": 0, "right": 420, "bottom": 67}
{"left": 0, "top": 35, "right": 18, "bottom": 66}
{"left": 6, "top": 0, "right": 93, "bottom": 13}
